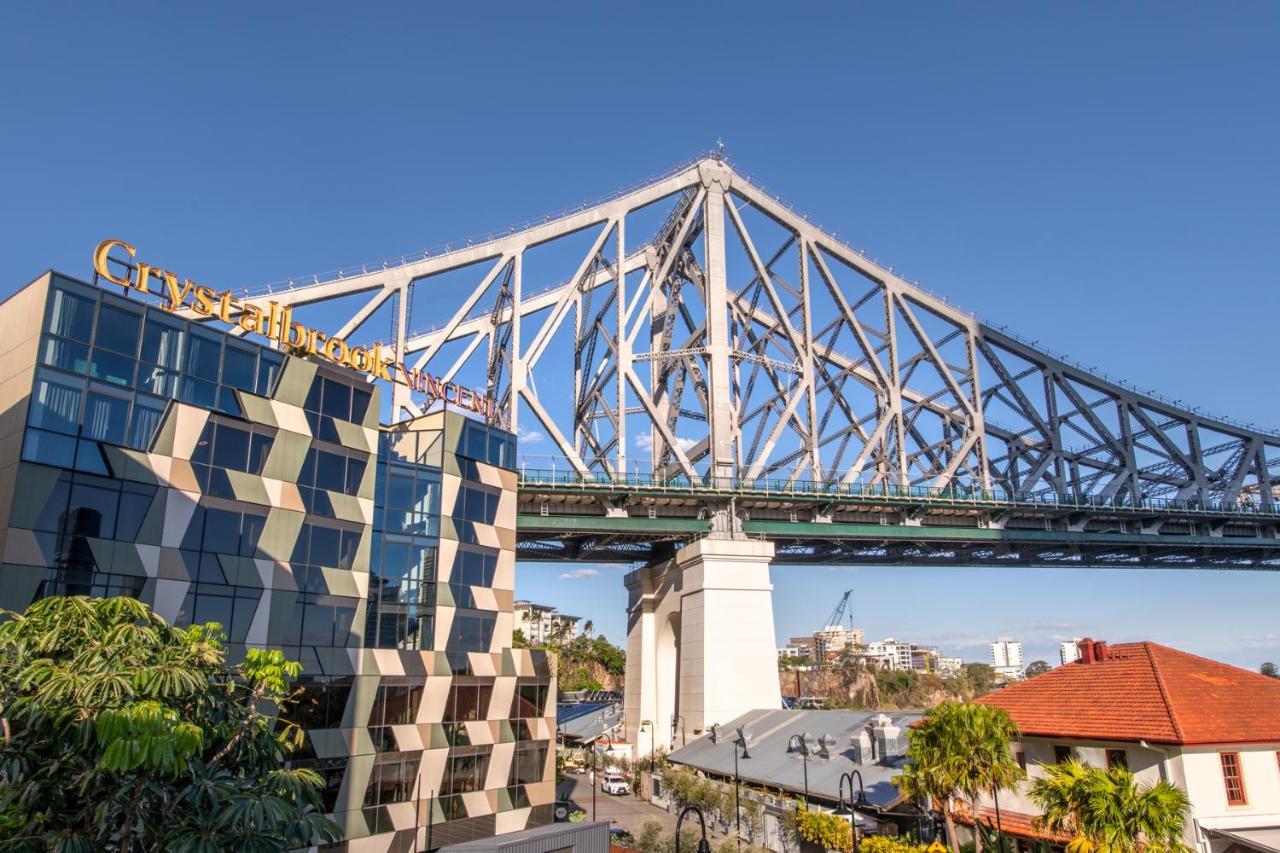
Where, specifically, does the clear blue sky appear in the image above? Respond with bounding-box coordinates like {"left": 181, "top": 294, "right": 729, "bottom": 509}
{"left": 3, "top": 4, "right": 1277, "bottom": 668}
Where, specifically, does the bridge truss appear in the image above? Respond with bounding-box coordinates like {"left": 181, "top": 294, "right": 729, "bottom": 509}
{"left": 227, "top": 154, "right": 1280, "bottom": 565}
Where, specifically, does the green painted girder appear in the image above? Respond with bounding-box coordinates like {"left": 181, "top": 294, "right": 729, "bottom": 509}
{"left": 515, "top": 514, "right": 1279, "bottom": 549}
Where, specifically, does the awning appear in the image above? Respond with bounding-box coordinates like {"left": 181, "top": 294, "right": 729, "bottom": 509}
{"left": 1204, "top": 826, "right": 1280, "bottom": 853}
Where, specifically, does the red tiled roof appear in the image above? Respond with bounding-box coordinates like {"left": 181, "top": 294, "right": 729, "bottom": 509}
{"left": 976, "top": 641, "right": 1280, "bottom": 745}
{"left": 952, "top": 802, "right": 1071, "bottom": 843}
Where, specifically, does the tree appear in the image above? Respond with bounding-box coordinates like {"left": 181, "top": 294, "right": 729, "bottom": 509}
{"left": 0, "top": 596, "right": 340, "bottom": 851}
{"left": 1025, "top": 660, "right": 1052, "bottom": 677}
{"left": 1028, "top": 760, "right": 1190, "bottom": 853}
{"left": 895, "top": 702, "right": 1024, "bottom": 853}
{"left": 512, "top": 627, "right": 528, "bottom": 648}
{"left": 964, "top": 663, "right": 997, "bottom": 694}
{"left": 582, "top": 619, "right": 595, "bottom": 638}
{"left": 1261, "top": 662, "right": 1278, "bottom": 679}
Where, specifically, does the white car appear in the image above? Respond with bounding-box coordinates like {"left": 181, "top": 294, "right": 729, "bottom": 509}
{"left": 601, "top": 774, "right": 630, "bottom": 796}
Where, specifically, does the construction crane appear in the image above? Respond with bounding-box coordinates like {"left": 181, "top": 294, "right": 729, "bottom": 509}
{"left": 824, "top": 590, "right": 853, "bottom": 631}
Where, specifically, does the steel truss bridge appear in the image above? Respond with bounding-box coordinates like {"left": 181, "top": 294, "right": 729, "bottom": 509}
{"left": 230, "top": 153, "right": 1280, "bottom": 570}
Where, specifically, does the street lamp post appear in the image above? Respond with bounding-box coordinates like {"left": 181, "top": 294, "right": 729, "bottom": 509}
{"left": 672, "top": 714, "right": 687, "bottom": 747}
{"left": 676, "top": 805, "right": 712, "bottom": 853}
{"left": 732, "top": 733, "right": 751, "bottom": 840}
{"left": 837, "top": 771, "right": 870, "bottom": 853}
{"left": 991, "top": 784, "right": 1005, "bottom": 853}
{"left": 639, "top": 720, "right": 655, "bottom": 798}
{"left": 786, "top": 734, "right": 813, "bottom": 806}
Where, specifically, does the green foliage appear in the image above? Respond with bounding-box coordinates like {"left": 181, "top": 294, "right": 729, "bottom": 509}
{"left": 794, "top": 802, "right": 854, "bottom": 853}
{"left": 859, "top": 835, "right": 931, "bottom": 853}
{"left": 1261, "top": 661, "right": 1278, "bottom": 679}
{"left": 636, "top": 818, "right": 667, "bottom": 853}
{"left": 0, "top": 595, "right": 340, "bottom": 851}
{"left": 963, "top": 663, "right": 997, "bottom": 694}
{"left": 1025, "top": 661, "right": 1052, "bottom": 677}
{"left": 895, "top": 701, "right": 1024, "bottom": 853}
{"left": 1027, "top": 760, "right": 1191, "bottom": 853}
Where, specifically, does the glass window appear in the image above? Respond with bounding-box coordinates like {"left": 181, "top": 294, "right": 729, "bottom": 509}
{"left": 212, "top": 424, "right": 250, "bottom": 472}
{"left": 309, "top": 525, "right": 340, "bottom": 567}
{"left": 140, "top": 315, "right": 185, "bottom": 369}
{"left": 345, "top": 457, "right": 366, "bottom": 495}
{"left": 321, "top": 378, "right": 351, "bottom": 421}
{"left": 127, "top": 395, "right": 166, "bottom": 451}
{"left": 203, "top": 509, "right": 241, "bottom": 553}
{"left": 135, "top": 365, "right": 180, "bottom": 398}
{"left": 82, "top": 391, "right": 130, "bottom": 445}
{"left": 87, "top": 348, "right": 135, "bottom": 387}
{"left": 257, "top": 351, "right": 283, "bottom": 396}
{"left": 351, "top": 387, "right": 372, "bottom": 423}
{"left": 180, "top": 377, "right": 217, "bottom": 409}
{"left": 23, "top": 429, "right": 76, "bottom": 467}
{"left": 75, "top": 440, "right": 109, "bottom": 475}
{"left": 1105, "top": 749, "right": 1127, "bottom": 770}
{"left": 1221, "top": 752, "right": 1247, "bottom": 805}
{"left": 32, "top": 476, "right": 71, "bottom": 532}
{"left": 186, "top": 330, "right": 222, "bottom": 382}
{"left": 193, "top": 594, "right": 234, "bottom": 635}
{"left": 95, "top": 304, "right": 142, "bottom": 355}
{"left": 240, "top": 513, "right": 265, "bottom": 557}
{"left": 1054, "top": 745, "right": 1073, "bottom": 764}
{"left": 117, "top": 486, "right": 153, "bottom": 541}
{"left": 222, "top": 344, "right": 256, "bottom": 392}
{"left": 30, "top": 373, "right": 84, "bottom": 435}
{"left": 48, "top": 288, "right": 95, "bottom": 342}
{"left": 40, "top": 337, "right": 90, "bottom": 374}
{"left": 314, "top": 450, "right": 346, "bottom": 492}
{"left": 67, "top": 483, "right": 118, "bottom": 539}
{"left": 387, "top": 471, "right": 414, "bottom": 510}
{"left": 249, "top": 432, "right": 272, "bottom": 474}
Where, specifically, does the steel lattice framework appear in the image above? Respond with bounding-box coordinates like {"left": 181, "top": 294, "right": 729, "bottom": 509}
{"left": 229, "top": 154, "right": 1280, "bottom": 513}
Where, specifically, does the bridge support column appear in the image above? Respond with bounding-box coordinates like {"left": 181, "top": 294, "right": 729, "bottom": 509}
{"left": 624, "top": 537, "right": 779, "bottom": 757}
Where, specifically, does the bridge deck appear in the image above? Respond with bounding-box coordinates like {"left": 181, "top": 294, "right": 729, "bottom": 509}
{"left": 514, "top": 471, "right": 1280, "bottom": 569}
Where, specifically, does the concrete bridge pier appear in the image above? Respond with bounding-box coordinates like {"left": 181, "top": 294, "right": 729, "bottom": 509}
{"left": 623, "top": 537, "right": 781, "bottom": 756}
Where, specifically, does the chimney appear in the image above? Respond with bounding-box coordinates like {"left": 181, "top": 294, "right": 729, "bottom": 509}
{"left": 852, "top": 730, "right": 873, "bottom": 765}
{"left": 870, "top": 713, "right": 903, "bottom": 762}
{"left": 1077, "top": 637, "right": 1096, "bottom": 664}
{"left": 1092, "top": 640, "right": 1109, "bottom": 661}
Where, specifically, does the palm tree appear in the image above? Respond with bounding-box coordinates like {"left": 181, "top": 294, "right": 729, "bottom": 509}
{"left": 1029, "top": 760, "right": 1190, "bottom": 853}
{"left": 583, "top": 619, "right": 595, "bottom": 639}
{"left": 895, "top": 702, "right": 1025, "bottom": 853}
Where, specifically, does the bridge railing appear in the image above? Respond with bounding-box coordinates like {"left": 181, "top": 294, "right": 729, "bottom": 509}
{"left": 516, "top": 468, "right": 1280, "bottom": 519}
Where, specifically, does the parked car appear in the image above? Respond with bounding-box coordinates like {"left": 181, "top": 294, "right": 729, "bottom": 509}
{"left": 601, "top": 774, "right": 630, "bottom": 796}
{"left": 552, "top": 800, "right": 585, "bottom": 822}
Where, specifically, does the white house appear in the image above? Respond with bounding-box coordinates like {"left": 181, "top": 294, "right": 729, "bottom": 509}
{"left": 513, "top": 600, "right": 581, "bottom": 644}
{"left": 965, "top": 639, "right": 1280, "bottom": 853}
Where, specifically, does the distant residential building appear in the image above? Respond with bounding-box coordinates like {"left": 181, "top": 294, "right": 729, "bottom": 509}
{"left": 937, "top": 656, "right": 965, "bottom": 675}
{"left": 1059, "top": 638, "right": 1083, "bottom": 665}
{"left": 866, "top": 639, "right": 915, "bottom": 671}
{"left": 969, "top": 639, "right": 1280, "bottom": 853}
{"left": 514, "top": 600, "right": 581, "bottom": 644}
{"left": 990, "top": 636, "right": 1024, "bottom": 679}
{"left": 778, "top": 645, "right": 806, "bottom": 660}
{"left": 911, "top": 645, "right": 941, "bottom": 673}
{"left": 814, "top": 626, "right": 864, "bottom": 660}
{"left": 787, "top": 635, "right": 818, "bottom": 660}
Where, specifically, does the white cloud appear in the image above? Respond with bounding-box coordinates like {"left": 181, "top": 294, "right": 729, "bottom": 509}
{"left": 517, "top": 426, "right": 544, "bottom": 444}
{"left": 634, "top": 433, "right": 698, "bottom": 453}
{"left": 558, "top": 568, "right": 599, "bottom": 580}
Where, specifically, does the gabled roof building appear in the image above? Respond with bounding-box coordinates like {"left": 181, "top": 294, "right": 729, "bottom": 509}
{"left": 969, "top": 639, "right": 1280, "bottom": 853}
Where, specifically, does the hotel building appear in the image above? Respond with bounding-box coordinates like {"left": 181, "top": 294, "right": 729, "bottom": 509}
{"left": 0, "top": 270, "right": 555, "bottom": 850}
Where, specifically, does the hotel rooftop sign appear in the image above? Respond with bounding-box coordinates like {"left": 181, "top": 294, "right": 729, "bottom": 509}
{"left": 92, "top": 239, "right": 496, "bottom": 418}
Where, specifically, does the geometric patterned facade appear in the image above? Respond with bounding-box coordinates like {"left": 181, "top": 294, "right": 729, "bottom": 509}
{"left": 0, "top": 271, "right": 555, "bottom": 851}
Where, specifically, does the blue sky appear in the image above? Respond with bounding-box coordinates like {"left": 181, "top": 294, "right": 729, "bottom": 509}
{"left": 2, "top": 4, "right": 1278, "bottom": 668}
